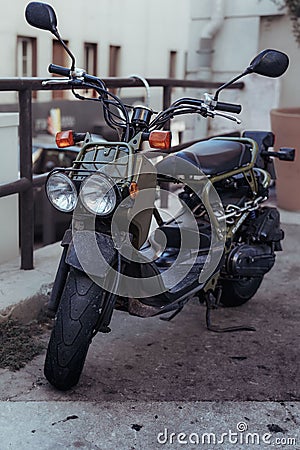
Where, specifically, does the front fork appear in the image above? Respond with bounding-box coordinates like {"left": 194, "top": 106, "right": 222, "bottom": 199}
{"left": 93, "top": 252, "right": 122, "bottom": 334}
{"left": 47, "top": 245, "right": 69, "bottom": 316}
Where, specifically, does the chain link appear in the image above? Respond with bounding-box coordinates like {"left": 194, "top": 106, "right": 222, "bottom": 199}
{"left": 220, "top": 196, "right": 266, "bottom": 224}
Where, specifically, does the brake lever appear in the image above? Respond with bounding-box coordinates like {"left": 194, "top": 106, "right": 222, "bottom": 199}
{"left": 213, "top": 111, "right": 242, "bottom": 124}
{"left": 42, "top": 78, "right": 70, "bottom": 86}
{"left": 197, "top": 102, "right": 241, "bottom": 124}
{"left": 204, "top": 107, "right": 241, "bottom": 124}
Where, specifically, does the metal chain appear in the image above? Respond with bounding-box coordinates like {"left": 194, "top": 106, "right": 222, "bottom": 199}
{"left": 221, "top": 196, "right": 267, "bottom": 223}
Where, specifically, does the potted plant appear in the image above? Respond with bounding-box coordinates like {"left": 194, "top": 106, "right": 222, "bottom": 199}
{"left": 270, "top": 0, "right": 300, "bottom": 211}
{"left": 272, "top": 0, "right": 300, "bottom": 45}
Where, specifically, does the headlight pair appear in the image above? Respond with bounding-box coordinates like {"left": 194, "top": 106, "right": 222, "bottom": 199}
{"left": 46, "top": 172, "right": 117, "bottom": 216}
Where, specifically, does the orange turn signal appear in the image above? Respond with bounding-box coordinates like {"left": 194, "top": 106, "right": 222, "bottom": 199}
{"left": 56, "top": 130, "right": 74, "bottom": 148}
{"left": 129, "top": 181, "right": 139, "bottom": 199}
{"left": 149, "top": 131, "right": 171, "bottom": 150}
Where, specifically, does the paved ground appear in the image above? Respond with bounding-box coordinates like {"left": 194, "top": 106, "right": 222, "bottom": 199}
{"left": 0, "top": 222, "right": 299, "bottom": 449}
{"left": 0, "top": 401, "right": 298, "bottom": 449}
{"left": 0, "top": 242, "right": 61, "bottom": 323}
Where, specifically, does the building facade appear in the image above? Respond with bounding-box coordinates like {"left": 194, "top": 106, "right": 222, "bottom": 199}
{"left": 0, "top": 0, "right": 190, "bottom": 107}
{"left": 187, "top": 0, "right": 300, "bottom": 138}
{"left": 0, "top": 0, "right": 298, "bottom": 139}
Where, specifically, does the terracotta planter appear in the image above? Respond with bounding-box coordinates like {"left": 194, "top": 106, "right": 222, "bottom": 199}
{"left": 270, "top": 108, "right": 300, "bottom": 211}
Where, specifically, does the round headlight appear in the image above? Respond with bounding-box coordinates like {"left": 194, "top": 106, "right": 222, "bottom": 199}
{"left": 80, "top": 173, "right": 117, "bottom": 216}
{"left": 46, "top": 172, "right": 77, "bottom": 212}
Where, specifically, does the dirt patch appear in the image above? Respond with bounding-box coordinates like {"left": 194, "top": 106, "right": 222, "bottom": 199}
{"left": 0, "top": 317, "right": 52, "bottom": 371}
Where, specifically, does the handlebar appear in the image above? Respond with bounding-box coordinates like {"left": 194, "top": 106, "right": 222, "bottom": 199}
{"left": 215, "top": 101, "right": 242, "bottom": 114}
{"left": 46, "top": 63, "right": 243, "bottom": 135}
{"left": 48, "top": 64, "right": 103, "bottom": 86}
{"left": 47, "top": 65, "right": 242, "bottom": 117}
{"left": 48, "top": 64, "right": 71, "bottom": 77}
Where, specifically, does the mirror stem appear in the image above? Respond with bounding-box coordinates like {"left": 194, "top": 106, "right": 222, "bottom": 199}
{"left": 53, "top": 29, "right": 76, "bottom": 71}
{"left": 213, "top": 70, "right": 249, "bottom": 101}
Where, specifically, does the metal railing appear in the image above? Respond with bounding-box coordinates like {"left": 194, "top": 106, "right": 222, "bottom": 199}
{"left": 0, "top": 77, "right": 243, "bottom": 270}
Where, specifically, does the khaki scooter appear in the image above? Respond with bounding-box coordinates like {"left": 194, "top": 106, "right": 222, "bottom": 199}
{"left": 25, "top": 2, "right": 295, "bottom": 390}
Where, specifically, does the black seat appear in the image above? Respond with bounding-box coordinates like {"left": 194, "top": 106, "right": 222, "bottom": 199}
{"left": 156, "top": 139, "right": 252, "bottom": 177}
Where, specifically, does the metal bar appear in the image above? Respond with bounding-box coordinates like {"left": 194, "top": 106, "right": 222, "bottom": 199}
{"left": 159, "top": 85, "right": 173, "bottom": 208}
{"left": 163, "top": 85, "right": 172, "bottom": 130}
{"left": 19, "top": 89, "right": 34, "bottom": 270}
{"left": 0, "top": 77, "right": 244, "bottom": 91}
{"left": 33, "top": 173, "right": 49, "bottom": 187}
{"left": 0, "top": 177, "right": 31, "bottom": 198}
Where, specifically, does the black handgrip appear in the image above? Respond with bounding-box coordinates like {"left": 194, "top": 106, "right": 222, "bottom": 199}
{"left": 48, "top": 64, "right": 71, "bottom": 77}
{"left": 215, "top": 101, "right": 242, "bottom": 114}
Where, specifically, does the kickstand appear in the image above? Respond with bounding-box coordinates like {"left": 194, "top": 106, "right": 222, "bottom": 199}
{"left": 160, "top": 306, "right": 183, "bottom": 322}
{"left": 205, "top": 291, "right": 256, "bottom": 333}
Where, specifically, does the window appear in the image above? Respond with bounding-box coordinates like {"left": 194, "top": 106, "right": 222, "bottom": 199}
{"left": 184, "top": 51, "right": 188, "bottom": 79}
{"left": 169, "top": 51, "right": 177, "bottom": 79}
{"left": 17, "top": 36, "right": 37, "bottom": 77}
{"left": 52, "top": 39, "right": 69, "bottom": 99}
{"left": 84, "top": 43, "right": 98, "bottom": 75}
{"left": 109, "top": 45, "right": 121, "bottom": 95}
{"left": 84, "top": 43, "right": 98, "bottom": 97}
{"left": 109, "top": 45, "right": 121, "bottom": 77}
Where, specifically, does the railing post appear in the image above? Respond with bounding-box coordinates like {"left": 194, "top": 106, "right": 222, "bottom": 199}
{"left": 163, "top": 85, "right": 172, "bottom": 131}
{"left": 160, "top": 85, "right": 173, "bottom": 208}
{"left": 19, "top": 89, "right": 34, "bottom": 270}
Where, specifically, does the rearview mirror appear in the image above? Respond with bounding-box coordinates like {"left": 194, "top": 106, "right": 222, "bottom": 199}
{"left": 25, "top": 2, "right": 58, "bottom": 35}
{"left": 25, "top": 1, "right": 76, "bottom": 68}
{"left": 247, "top": 49, "right": 289, "bottom": 78}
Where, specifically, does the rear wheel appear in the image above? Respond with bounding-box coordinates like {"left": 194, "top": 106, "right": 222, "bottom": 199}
{"left": 44, "top": 268, "right": 104, "bottom": 390}
{"left": 220, "top": 276, "right": 263, "bottom": 307}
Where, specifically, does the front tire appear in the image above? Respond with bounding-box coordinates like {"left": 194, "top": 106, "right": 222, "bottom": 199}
{"left": 44, "top": 268, "right": 104, "bottom": 390}
{"left": 220, "top": 276, "right": 263, "bottom": 307}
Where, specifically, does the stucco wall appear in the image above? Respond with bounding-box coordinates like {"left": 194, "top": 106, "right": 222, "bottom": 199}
{"left": 0, "top": 114, "right": 19, "bottom": 264}
{"left": 259, "top": 14, "right": 300, "bottom": 108}
{"left": 0, "top": 0, "right": 298, "bottom": 138}
{"left": 0, "top": 0, "right": 190, "bottom": 110}
{"left": 187, "top": 0, "right": 297, "bottom": 138}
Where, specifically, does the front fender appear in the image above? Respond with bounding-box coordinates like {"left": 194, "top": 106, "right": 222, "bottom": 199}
{"left": 62, "top": 230, "right": 117, "bottom": 278}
